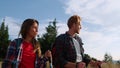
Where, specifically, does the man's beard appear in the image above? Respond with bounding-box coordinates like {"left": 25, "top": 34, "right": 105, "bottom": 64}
{"left": 75, "top": 30, "right": 80, "bottom": 34}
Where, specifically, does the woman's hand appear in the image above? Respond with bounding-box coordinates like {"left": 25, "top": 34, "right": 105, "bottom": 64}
{"left": 44, "top": 50, "right": 52, "bottom": 58}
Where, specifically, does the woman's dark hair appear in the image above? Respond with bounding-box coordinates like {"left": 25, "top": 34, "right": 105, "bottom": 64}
{"left": 19, "top": 18, "right": 39, "bottom": 39}
{"left": 19, "top": 18, "right": 41, "bottom": 57}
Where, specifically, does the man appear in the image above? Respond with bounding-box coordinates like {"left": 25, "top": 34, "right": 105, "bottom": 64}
{"left": 52, "top": 15, "right": 91, "bottom": 68}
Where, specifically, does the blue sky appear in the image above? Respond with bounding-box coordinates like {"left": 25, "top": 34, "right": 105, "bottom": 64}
{"left": 0, "top": 0, "right": 120, "bottom": 60}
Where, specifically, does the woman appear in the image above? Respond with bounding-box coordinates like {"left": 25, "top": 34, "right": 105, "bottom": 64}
{"left": 2, "top": 19, "right": 52, "bottom": 68}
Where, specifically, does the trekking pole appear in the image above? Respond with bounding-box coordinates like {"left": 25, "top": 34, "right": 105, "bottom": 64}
{"left": 16, "top": 43, "right": 23, "bottom": 68}
{"left": 48, "top": 57, "right": 53, "bottom": 68}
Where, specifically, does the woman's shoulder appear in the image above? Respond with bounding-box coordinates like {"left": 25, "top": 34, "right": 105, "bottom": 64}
{"left": 9, "top": 38, "right": 23, "bottom": 47}
{"left": 14, "top": 38, "right": 23, "bottom": 41}
{"left": 12, "top": 38, "right": 23, "bottom": 43}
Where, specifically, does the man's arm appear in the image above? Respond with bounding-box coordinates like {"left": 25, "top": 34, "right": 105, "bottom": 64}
{"left": 64, "top": 62, "right": 86, "bottom": 68}
{"left": 83, "top": 54, "right": 91, "bottom": 67}
{"left": 64, "top": 62, "right": 76, "bottom": 68}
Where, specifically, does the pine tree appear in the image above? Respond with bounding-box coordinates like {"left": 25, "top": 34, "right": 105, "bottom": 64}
{"left": 37, "top": 19, "right": 58, "bottom": 54}
{"left": 103, "top": 53, "right": 113, "bottom": 62}
{"left": 0, "top": 19, "right": 9, "bottom": 59}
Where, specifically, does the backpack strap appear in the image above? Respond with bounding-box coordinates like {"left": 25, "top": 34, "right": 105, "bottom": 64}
{"left": 13, "top": 38, "right": 23, "bottom": 68}
{"left": 15, "top": 38, "right": 23, "bottom": 51}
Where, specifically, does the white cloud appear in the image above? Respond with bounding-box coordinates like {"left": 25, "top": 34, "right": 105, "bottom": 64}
{"left": 80, "top": 30, "right": 120, "bottom": 60}
{"left": 64, "top": 0, "right": 120, "bottom": 25}
{"left": 2, "top": 17, "right": 48, "bottom": 39}
{"left": 38, "top": 19, "right": 67, "bottom": 36}
{"left": 39, "top": 19, "right": 69, "bottom": 36}
{"left": 57, "top": 22, "right": 68, "bottom": 35}
{"left": 2, "top": 17, "right": 21, "bottom": 40}
{"left": 1, "top": 17, "right": 48, "bottom": 40}
{"left": 62, "top": 0, "right": 120, "bottom": 60}
{"left": 1, "top": 17, "right": 68, "bottom": 40}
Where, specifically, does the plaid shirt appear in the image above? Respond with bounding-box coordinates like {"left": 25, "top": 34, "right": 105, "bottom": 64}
{"left": 52, "top": 32, "right": 85, "bottom": 68}
{"left": 2, "top": 38, "right": 48, "bottom": 68}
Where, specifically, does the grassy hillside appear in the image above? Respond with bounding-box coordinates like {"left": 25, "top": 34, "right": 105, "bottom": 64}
{"left": 87, "top": 62, "right": 120, "bottom": 68}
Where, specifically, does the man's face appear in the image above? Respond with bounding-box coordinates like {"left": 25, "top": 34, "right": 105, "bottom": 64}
{"left": 73, "top": 19, "right": 82, "bottom": 34}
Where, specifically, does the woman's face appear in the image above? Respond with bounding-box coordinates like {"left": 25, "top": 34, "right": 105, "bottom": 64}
{"left": 27, "top": 22, "right": 38, "bottom": 38}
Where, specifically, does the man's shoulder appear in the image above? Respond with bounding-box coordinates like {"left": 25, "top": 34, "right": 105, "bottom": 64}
{"left": 55, "top": 34, "right": 65, "bottom": 41}
{"left": 56, "top": 33, "right": 69, "bottom": 39}
{"left": 55, "top": 33, "right": 72, "bottom": 44}
{"left": 57, "top": 33, "right": 66, "bottom": 37}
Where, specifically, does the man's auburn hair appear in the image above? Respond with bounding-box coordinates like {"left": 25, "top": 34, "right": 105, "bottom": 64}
{"left": 67, "top": 15, "right": 81, "bottom": 28}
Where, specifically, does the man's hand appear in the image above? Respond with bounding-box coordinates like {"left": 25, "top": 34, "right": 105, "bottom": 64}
{"left": 77, "top": 62, "right": 86, "bottom": 68}
{"left": 89, "top": 60, "right": 103, "bottom": 68}
{"left": 64, "top": 62, "right": 86, "bottom": 68}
